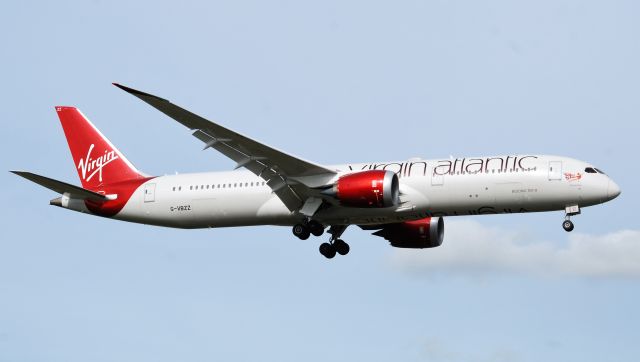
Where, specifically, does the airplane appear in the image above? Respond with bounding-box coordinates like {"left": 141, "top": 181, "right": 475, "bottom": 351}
{"left": 12, "top": 84, "right": 622, "bottom": 259}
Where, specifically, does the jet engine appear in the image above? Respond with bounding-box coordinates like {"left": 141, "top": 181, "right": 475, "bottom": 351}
{"left": 371, "top": 217, "right": 444, "bottom": 248}
{"left": 324, "top": 170, "right": 399, "bottom": 208}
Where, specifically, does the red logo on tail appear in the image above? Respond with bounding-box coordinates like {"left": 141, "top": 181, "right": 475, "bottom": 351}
{"left": 77, "top": 144, "right": 120, "bottom": 182}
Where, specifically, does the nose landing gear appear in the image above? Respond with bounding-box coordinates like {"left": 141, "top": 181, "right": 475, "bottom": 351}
{"left": 562, "top": 205, "right": 580, "bottom": 232}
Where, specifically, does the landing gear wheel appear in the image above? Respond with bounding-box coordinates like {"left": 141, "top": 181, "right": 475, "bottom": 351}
{"left": 308, "top": 220, "right": 325, "bottom": 237}
{"left": 333, "top": 239, "right": 350, "bottom": 256}
{"left": 293, "top": 224, "right": 310, "bottom": 240}
{"left": 562, "top": 220, "right": 574, "bottom": 232}
{"left": 319, "top": 243, "right": 336, "bottom": 259}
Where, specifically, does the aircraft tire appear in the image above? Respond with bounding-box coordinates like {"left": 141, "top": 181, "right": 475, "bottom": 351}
{"left": 334, "top": 239, "right": 350, "bottom": 256}
{"left": 562, "top": 220, "right": 574, "bottom": 232}
{"left": 308, "top": 220, "right": 325, "bottom": 237}
{"left": 319, "top": 242, "right": 336, "bottom": 259}
{"left": 293, "top": 224, "right": 310, "bottom": 240}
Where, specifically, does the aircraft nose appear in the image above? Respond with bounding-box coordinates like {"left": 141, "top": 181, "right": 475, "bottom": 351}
{"left": 607, "top": 179, "right": 621, "bottom": 200}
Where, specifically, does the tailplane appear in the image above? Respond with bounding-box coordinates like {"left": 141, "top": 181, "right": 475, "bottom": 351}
{"left": 55, "top": 107, "right": 145, "bottom": 190}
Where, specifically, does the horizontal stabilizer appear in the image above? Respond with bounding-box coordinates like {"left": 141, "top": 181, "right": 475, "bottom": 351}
{"left": 10, "top": 171, "right": 108, "bottom": 201}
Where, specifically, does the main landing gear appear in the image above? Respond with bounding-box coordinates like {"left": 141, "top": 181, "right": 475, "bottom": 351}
{"left": 292, "top": 221, "right": 349, "bottom": 259}
{"left": 319, "top": 225, "right": 350, "bottom": 259}
{"left": 562, "top": 205, "right": 580, "bottom": 232}
{"left": 292, "top": 220, "right": 324, "bottom": 240}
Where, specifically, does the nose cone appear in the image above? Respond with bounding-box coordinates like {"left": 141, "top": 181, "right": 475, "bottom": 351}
{"left": 607, "top": 179, "right": 622, "bottom": 200}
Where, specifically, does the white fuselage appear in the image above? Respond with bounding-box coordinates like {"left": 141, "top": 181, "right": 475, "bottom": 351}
{"left": 98, "top": 154, "right": 619, "bottom": 229}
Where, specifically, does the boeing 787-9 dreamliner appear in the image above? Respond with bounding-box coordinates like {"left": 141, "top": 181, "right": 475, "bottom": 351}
{"left": 12, "top": 84, "right": 621, "bottom": 259}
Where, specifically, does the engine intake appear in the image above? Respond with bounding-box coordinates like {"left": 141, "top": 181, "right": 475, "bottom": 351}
{"left": 372, "top": 217, "right": 444, "bottom": 248}
{"left": 326, "top": 170, "right": 399, "bottom": 208}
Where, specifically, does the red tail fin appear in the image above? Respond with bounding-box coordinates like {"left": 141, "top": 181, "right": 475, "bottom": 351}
{"left": 55, "top": 107, "right": 145, "bottom": 190}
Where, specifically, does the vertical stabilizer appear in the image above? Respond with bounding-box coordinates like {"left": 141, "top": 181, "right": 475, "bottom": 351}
{"left": 55, "top": 106, "right": 145, "bottom": 190}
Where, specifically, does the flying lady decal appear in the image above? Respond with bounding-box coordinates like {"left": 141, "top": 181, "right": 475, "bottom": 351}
{"left": 564, "top": 172, "right": 582, "bottom": 182}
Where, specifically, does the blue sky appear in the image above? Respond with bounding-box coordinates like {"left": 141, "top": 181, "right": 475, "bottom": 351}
{"left": 1, "top": 1, "right": 639, "bottom": 361}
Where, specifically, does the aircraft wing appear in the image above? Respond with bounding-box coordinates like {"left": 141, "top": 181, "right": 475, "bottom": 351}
{"left": 11, "top": 171, "right": 108, "bottom": 201}
{"left": 114, "top": 83, "right": 337, "bottom": 211}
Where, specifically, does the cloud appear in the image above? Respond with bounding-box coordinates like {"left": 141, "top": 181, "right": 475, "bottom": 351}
{"left": 389, "top": 219, "right": 640, "bottom": 278}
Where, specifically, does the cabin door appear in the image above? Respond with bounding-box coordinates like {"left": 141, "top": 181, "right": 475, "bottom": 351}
{"left": 548, "top": 161, "right": 562, "bottom": 181}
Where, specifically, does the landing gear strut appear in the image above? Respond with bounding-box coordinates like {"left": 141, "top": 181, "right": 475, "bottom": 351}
{"left": 319, "top": 225, "right": 350, "bottom": 259}
{"left": 563, "top": 205, "right": 580, "bottom": 232}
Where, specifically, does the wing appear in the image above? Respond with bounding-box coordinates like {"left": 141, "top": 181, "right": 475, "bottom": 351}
{"left": 113, "top": 83, "right": 336, "bottom": 211}
{"left": 11, "top": 171, "right": 108, "bottom": 201}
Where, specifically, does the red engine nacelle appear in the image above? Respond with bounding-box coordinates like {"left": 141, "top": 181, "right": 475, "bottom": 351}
{"left": 327, "top": 170, "right": 399, "bottom": 208}
{"left": 372, "top": 217, "right": 445, "bottom": 248}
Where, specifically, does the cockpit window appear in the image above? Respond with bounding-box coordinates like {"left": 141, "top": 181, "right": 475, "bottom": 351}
{"left": 585, "top": 167, "right": 607, "bottom": 175}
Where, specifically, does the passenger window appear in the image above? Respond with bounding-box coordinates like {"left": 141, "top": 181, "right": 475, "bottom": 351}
{"left": 172, "top": 187, "right": 175, "bottom": 191}
{"left": 178, "top": 186, "right": 181, "bottom": 191}
{"left": 245, "top": 183, "right": 248, "bottom": 187}
{"left": 190, "top": 186, "right": 193, "bottom": 190}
